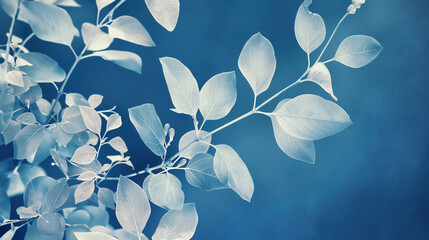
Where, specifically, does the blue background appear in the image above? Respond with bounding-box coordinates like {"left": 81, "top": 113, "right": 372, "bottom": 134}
{"left": 1, "top": 0, "right": 428, "bottom": 239}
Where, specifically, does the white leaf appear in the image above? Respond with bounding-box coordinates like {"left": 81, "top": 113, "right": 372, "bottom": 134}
{"left": 19, "top": 1, "right": 76, "bottom": 45}
{"left": 108, "top": 16, "right": 155, "bottom": 47}
{"left": 88, "top": 94, "right": 103, "bottom": 108}
{"left": 98, "top": 187, "right": 115, "bottom": 210}
{"left": 6, "top": 70, "right": 24, "bottom": 87}
{"left": 199, "top": 71, "right": 237, "bottom": 120}
{"left": 159, "top": 57, "right": 200, "bottom": 116}
{"left": 152, "top": 203, "right": 198, "bottom": 240}
{"left": 45, "top": 181, "right": 70, "bottom": 210}
{"left": 50, "top": 149, "right": 68, "bottom": 176}
{"left": 96, "top": 0, "right": 114, "bottom": 12}
{"left": 306, "top": 62, "right": 337, "bottom": 101}
{"left": 0, "top": 229, "right": 16, "bottom": 240}
{"left": 53, "top": 0, "right": 81, "bottom": 7}
{"left": 17, "top": 112, "right": 38, "bottom": 125}
{"left": 18, "top": 52, "right": 66, "bottom": 83}
{"left": 106, "top": 113, "right": 122, "bottom": 132}
{"left": 334, "top": 35, "right": 383, "bottom": 68}
{"left": 89, "top": 50, "right": 142, "bottom": 74}
{"left": 213, "top": 144, "right": 254, "bottom": 202}
{"left": 129, "top": 104, "right": 165, "bottom": 156}
{"left": 185, "top": 153, "right": 226, "bottom": 191}
{"left": 271, "top": 105, "right": 315, "bottom": 164}
{"left": 148, "top": 173, "right": 184, "bottom": 210}
{"left": 294, "top": 0, "right": 326, "bottom": 54}
{"left": 116, "top": 176, "right": 151, "bottom": 236}
{"left": 75, "top": 180, "right": 95, "bottom": 204}
{"left": 273, "top": 94, "right": 352, "bottom": 140}
{"left": 0, "top": 188, "right": 10, "bottom": 220}
{"left": 2, "top": 120, "right": 21, "bottom": 145}
{"left": 36, "top": 212, "right": 65, "bottom": 235}
{"left": 77, "top": 171, "right": 98, "bottom": 181}
{"left": 145, "top": 0, "right": 179, "bottom": 32}
{"left": 82, "top": 22, "right": 113, "bottom": 51}
{"left": 13, "top": 125, "right": 45, "bottom": 160}
{"left": 178, "top": 130, "right": 211, "bottom": 159}
{"left": 75, "top": 232, "right": 118, "bottom": 240}
{"left": 108, "top": 136, "right": 128, "bottom": 153}
{"left": 66, "top": 93, "right": 90, "bottom": 107}
{"left": 238, "top": 32, "right": 276, "bottom": 96}
{"left": 70, "top": 145, "right": 97, "bottom": 165}
{"left": 79, "top": 106, "right": 102, "bottom": 134}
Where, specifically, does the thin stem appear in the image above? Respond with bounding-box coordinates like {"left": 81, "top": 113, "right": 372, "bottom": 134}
{"left": 104, "top": 164, "right": 163, "bottom": 180}
{"left": 3, "top": 0, "right": 22, "bottom": 74}
{"left": 100, "top": 0, "right": 126, "bottom": 26}
{"left": 315, "top": 12, "right": 349, "bottom": 64}
{"left": 15, "top": 32, "right": 35, "bottom": 56}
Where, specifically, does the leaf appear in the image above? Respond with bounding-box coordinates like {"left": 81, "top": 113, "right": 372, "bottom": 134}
{"left": 79, "top": 106, "right": 102, "bottom": 134}
{"left": 75, "top": 232, "right": 118, "bottom": 240}
{"left": 116, "top": 176, "right": 151, "bottom": 236}
{"left": 88, "top": 50, "right": 142, "bottom": 74}
{"left": 270, "top": 100, "right": 315, "bottom": 164}
{"left": 75, "top": 181, "right": 95, "bottom": 204}
{"left": 45, "top": 181, "right": 70, "bottom": 210}
{"left": 19, "top": 1, "right": 76, "bottom": 45}
{"left": 36, "top": 212, "right": 65, "bottom": 235}
{"left": 159, "top": 57, "right": 200, "bottom": 116}
{"left": 108, "top": 16, "right": 155, "bottom": 47}
{"left": 106, "top": 113, "right": 122, "bottom": 132}
{"left": 148, "top": 173, "right": 184, "bottom": 210}
{"left": 334, "top": 35, "right": 383, "bottom": 68}
{"left": 185, "top": 153, "right": 226, "bottom": 191}
{"left": 0, "top": 228, "right": 16, "bottom": 240}
{"left": 96, "top": 0, "right": 114, "bottom": 12}
{"left": 213, "top": 144, "right": 254, "bottom": 202}
{"left": 108, "top": 136, "right": 128, "bottom": 153}
{"left": 2, "top": 120, "right": 21, "bottom": 145}
{"left": 13, "top": 124, "right": 45, "bottom": 160}
{"left": 6, "top": 70, "right": 24, "bottom": 87}
{"left": 24, "top": 176, "right": 57, "bottom": 211}
{"left": 129, "top": 104, "right": 165, "bottom": 156}
{"left": 82, "top": 22, "right": 113, "bottom": 51}
{"left": 145, "top": 0, "right": 180, "bottom": 32}
{"left": 0, "top": 187, "right": 10, "bottom": 220}
{"left": 88, "top": 94, "right": 103, "bottom": 108}
{"left": 50, "top": 149, "right": 68, "bottom": 176}
{"left": 199, "top": 71, "right": 237, "bottom": 120}
{"left": 98, "top": 187, "right": 115, "bottom": 210}
{"left": 152, "top": 203, "right": 198, "bottom": 240}
{"left": 17, "top": 112, "right": 38, "bottom": 125}
{"left": 77, "top": 171, "right": 98, "bottom": 181}
{"left": 17, "top": 206, "right": 39, "bottom": 219}
{"left": 306, "top": 62, "right": 337, "bottom": 101}
{"left": 294, "top": 0, "right": 326, "bottom": 54}
{"left": 238, "top": 32, "right": 276, "bottom": 96}
{"left": 25, "top": 222, "right": 64, "bottom": 240}
{"left": 18, "top": 52, "right": 66, "bottom": 83}
{"left": 65, "top": 93, "right": 90, "bottom": 107}
{"left": 273, "top": 94, "right": 352, "bottom": 140}
{"left": 178, "top": 130, "right": 211, "bottom": 159}
{"left": 70, "top": 145, "right": 97, "bottom": 165}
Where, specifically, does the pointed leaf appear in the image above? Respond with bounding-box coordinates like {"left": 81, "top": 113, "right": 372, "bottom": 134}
{"left": 70, "top": 145, "right": 97, "bottom": 165}
{"left": 88, "top": 94, "right": 103, "bottom": 108}
{"left": 334, "top": 35, "right": 383, "bottom": 68}
{"left": 75, "top": 181, "right": 95, "bottom": 204}
{"left": 82, "top": 22, "right": 113, "bottom": 51}
{"left": 89, "top": 50, "right": 142, "bottom": 74}
{"left": 79, "top": 106, "right": 102, "bottom": 134}
{"left": 13, "top": 125, "right": 45, "bottom": 160}
{"left": 19, "top": 52, "right": 66, "bottom": 83}
{"left": 185, "top": 153, "right": 226, "bottom": 191}
{"left": 178, "top": 130, "right": 211, "bottom": 159}
{"left": 148, "top": 173, "right": 184, "bottom": 210}
{"left": 98, "top": 187, "right": 115, "bottom": 210}
{"left": 45, "top": 181, "right": 70, "bottom": 210}
{"left": 36, "top": 212, "right": 65, "bottom": 235}
{"left": 96, "top": 0, "right": 114, "bottom": 12}
{"left": 145, "top": 0, "right": 179, "bottom": 32}
{"left": 108, "top": 136, "right": 128, "bottom": 153}
{"left": 106, "top": 113, "right": 122, "bottom": 132}
{"left": 108, "top": 16, "right": 155, "bottom": 47}
{"left": 306, "top": 62, "right": 337, "bottom": 101}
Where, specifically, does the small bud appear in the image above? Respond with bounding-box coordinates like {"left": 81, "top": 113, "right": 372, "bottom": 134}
{"left": 168, "top": 128, "right": 175, "bottom": 142}
{"left": 347, "top": 4, "right": 356, "bottom": 14}
{"left": 352, "top": 0, "right": 365, "bottom": 9}
{"left": 164, "top": 123, "right": 170, "bottom": 136}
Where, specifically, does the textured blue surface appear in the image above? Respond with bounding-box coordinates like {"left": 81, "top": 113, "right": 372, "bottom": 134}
{"left": 1, "top": 0, "right": 428, "bottom": 239}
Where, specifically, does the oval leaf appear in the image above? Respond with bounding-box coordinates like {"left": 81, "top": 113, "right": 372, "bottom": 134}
{"left": 45, "top": 181, "right": 70, "bottom": 210}
{"left": 75, "top": 180, "right": 95, "bottom": 204}
{"left": 108, "top": 16, "right": 155, "bottom": 47}
{"left": 145, "top": 0, "right": 180, "bottom": 32}
{"left": 19, "top": 52, "right": 66, "bottom": 83}
{"left": 148, "top": 173, "right": 184, "bottom": 210}
{"left": 306, "top": 62, "right": 337, "bottom": 101}
{"left": 334, "top": 35, "right": 383, "bottom": 68}
{"left": 13, "top": 125, "right": 45, "bottom": 160}
{"left": 82, "top": 22, "right": 113, "bottom": 51}
{"left": 70, "top": 145, "right": 97, "bottom": 165}
{"left": 185, "top": 153, "right": 226, "bottom": 191}
{"left": 89, "top": 50, "right": 142, "bottom": 74}
{"left": 178, "top": 130, "right": 211, "bottom": 159}
{"left": 79, "top": 106, "right": 102, "bottom": 134}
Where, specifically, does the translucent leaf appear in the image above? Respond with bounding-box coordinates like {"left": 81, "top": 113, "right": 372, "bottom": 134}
{"left": 25, "top": 222, "right": 64, "bottom": 240}
{"left": 108, "top": 136, "right": 128, "bottom": 153}
{"left": 129, "top": 104, "right": 165, "bottom": 156}
{"left": 70, "top": 145, "right": 97, "bottom": 165}
{"left": 60, "top": 106, "right": 86, "bottom": 134}
{"left": 142, "top": 174, "right": 154, "bottom": 202}
{"left": 65, "top": 93, "right": 90, "bottom": 107}
{"left": 106, "top": 113, "right": 122, "bottom": 132}
{"left": 116, "top": 176, "right": 151, "bottom": 236}
{"left": 75, "top": 232, "right": 118, "bottom": 240}
{"left": 199, "top": 71, "right": 237, "bottom": 120}
{"left": 88, "top": 50, "right": 142, "bottom": 74}
{"left": 50, "top": 149, "right": 69, "bottom": 177}
{"left": 6, "top": 70, "right": 24, "bottom": 87}
{"left": 19, "top": 1, "right": 76, "bottom": 45}
{"left": 152, "top": 203, "right": 198, "bottom": 240}
{"left": 77, "top": 171, "right": 98, "bottom": 181}
{"left": 270, "top": 100, "right": 315, "bottom": 164}
{"left": 213, "top": 144, "right": 254, "bottom": 202}
{"left": 88, "top": 94, "right": 103, "bottom": 108}
{"left": 273, "top": 94, "right": 352, "bottom": 140}
{"left": 0, "top": 187, "right": 10, "bottom": 220}
{"left": 334, "top": 35, "right": 383, "bottom": 68}
{"left": 2, "top": 120, "right": 21, "bottom": 145}
{"left": 96, "top": 0, "right": 114, "bottom": 12}
{"left": 148, "top": 173, "right": 184, "bottom": 210}
{"left": 114, "top": 229, "right": 149, "bottom": 240}
{"left": 17, "top": 112, "right": 38, "bottom": 125}
{"left": 306, "top": 62, "right": 337, "bottom": 101}
{"left": 159, "top": 57, "right": 200, "bottom": 116}
{"left": 82, "top": 22, "right": 113, "bottom": 51}
{"left": 13, "top": 124, "right": 45, "bottom": 160}
{"left": 24, "top": 176, "right": 56, "bottom": 211}
{"left": 45, "top": 181, "right": 70, "bottom": 210}
{"left": 238, "top": 32, "right": 276, "bottom": 96}
{"left": 75, "top": 180, "right": 95, "bottom": 204}
{"left": 108, "top": 16, "right": 155, "bottom": 47}
{"left": 79, "top": 106, "right": 101, "bottom": 134}
{"left": 19, "top": 52, "right": 66, "bottom": 83}
{"left": 145, "top": 0, "right": 179, "bottom": 32}
{"left": 0, "top": 228, "right": 16, "bottom": 240}
{"left": 8, "top": 164, "right": 46, "bottom": 197}
{"left": 36, "top": 212, "right": 65, "bottom": 235}
{"left": 98, "top": 187, "right": 115, "bottom": 210}
{"left": 17, "top": 206, "right": 39, "bottom": 219}
{"left": 30, "top": 129, "right": 56, "bottom": 166}
{"left": 185, "top": 153, "right": 226, "bottom": 191}
{"left": 294, "top": 0, "right": 326, "bottom": 54}
{"left": 178, "top": 130, "right": 211, "bottom": 159}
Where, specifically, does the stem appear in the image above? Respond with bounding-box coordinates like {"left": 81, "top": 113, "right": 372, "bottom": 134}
{"left": 315, "top": 12, "right": 349, "bottom": 64}
{"left": 3, "top": 0, "right": 22, "bottom": 73}
{"left": 100, "top": 0, "right": 126, "bottom": 25}
{"left": 104, "top": 164, "right": 163, "bottom": 180}
{"left": 15, "top": 32, "right": 35, "bottom": 56}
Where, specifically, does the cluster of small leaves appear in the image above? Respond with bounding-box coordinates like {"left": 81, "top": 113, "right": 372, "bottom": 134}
{"left": 0, "top": 0, "right": 382, "bottom": 239}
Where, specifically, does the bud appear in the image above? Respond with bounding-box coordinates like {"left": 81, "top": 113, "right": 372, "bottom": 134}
{"left": 168, "top": 128, "right": 175, "bottom": 142}
{"left": 163, "top": 123, "right": 170, "bottom": 136}
{"left": 347, "top": 4, "right": 356, "bottom": 14}
{"left": 352, "top": 0, "right": 365, "bottom": 9}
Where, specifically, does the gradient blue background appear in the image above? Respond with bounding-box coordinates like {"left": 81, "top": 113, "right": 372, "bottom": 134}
{"left": 1, "top": 0, "right": 428, "bottom": 239}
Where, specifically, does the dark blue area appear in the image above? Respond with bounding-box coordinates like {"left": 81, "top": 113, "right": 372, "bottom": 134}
{"left": 0, "top": 0, "right": 428, "bottom": 239}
